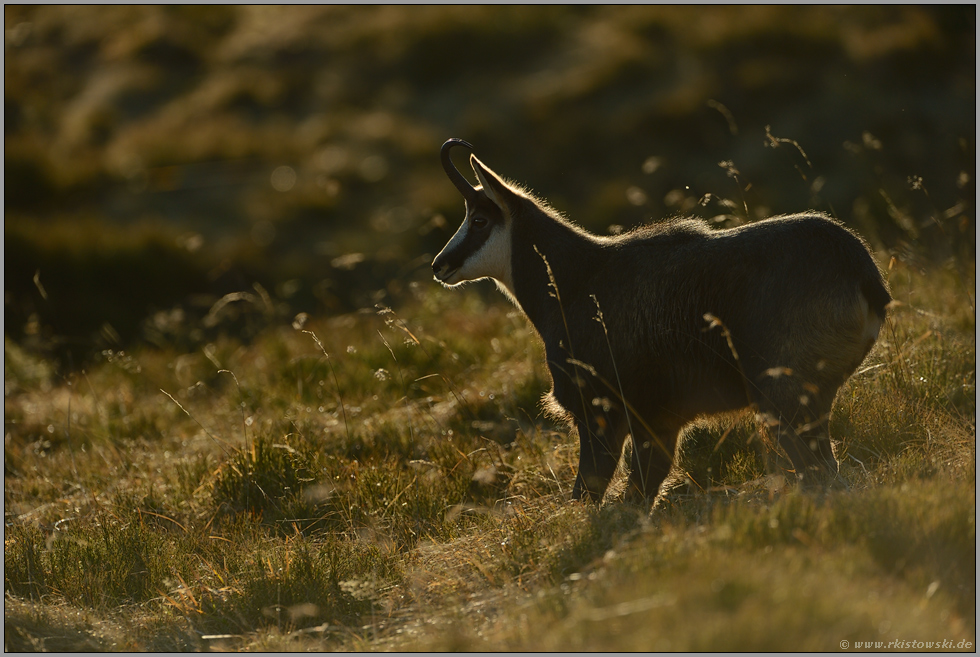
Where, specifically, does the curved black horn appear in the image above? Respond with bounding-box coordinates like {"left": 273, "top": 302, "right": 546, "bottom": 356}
{"left": 441, "top": 138, "right": 478, "bottom": 205}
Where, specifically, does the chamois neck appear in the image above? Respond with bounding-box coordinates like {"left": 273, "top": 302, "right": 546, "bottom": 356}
{"left": 509, "top": 208, "right": 605, "bottom": 334}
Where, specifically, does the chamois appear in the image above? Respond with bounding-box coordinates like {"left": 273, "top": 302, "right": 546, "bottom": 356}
{"left": 432, "top": 138, "right": 891, "bottom": 503}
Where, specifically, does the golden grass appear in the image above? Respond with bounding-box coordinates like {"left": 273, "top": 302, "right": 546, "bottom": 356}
{"left": 5, "top": 257, "right": 975, "bottom": 650}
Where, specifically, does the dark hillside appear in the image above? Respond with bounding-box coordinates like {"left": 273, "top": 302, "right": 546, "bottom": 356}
{"left": 4, "top": 5, "right": 974, "bottom": 360}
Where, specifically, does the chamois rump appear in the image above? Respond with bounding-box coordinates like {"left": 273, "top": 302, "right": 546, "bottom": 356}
{"left": 432, "top": 138, "right": 891, "bottom": 503}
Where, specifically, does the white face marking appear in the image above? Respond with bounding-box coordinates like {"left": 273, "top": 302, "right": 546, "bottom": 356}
{"left": 434, "top": 213, "right": 514, "bottom": 296}
{"left": 462, "top": 217, "right": 514, "bottom": 293}
{"left": 434, "top": 158, "right": 519, "bottom": 299}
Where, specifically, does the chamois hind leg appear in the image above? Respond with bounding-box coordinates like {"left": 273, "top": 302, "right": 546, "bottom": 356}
{"left": 625, "top": 420, "right": 682, "bottom": 503}
{"left": 755, "top": 381, "right": 838, "bottom": 485}
{"left": 572, "top": 414, "right": 628, "bottom": 503}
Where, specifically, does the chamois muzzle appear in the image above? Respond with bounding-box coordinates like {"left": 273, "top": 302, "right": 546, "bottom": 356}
{"left": 441, "top": 138, "right": 478, "bottom": 206}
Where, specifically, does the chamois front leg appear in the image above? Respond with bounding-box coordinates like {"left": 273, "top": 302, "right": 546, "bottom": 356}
{"left": 625, "top": 421, "right": 682, "bottom": 503}
{"left": 571, "top": 415, "right": 627, "bottom": 503}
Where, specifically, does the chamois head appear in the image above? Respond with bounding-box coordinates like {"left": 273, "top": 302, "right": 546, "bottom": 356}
{"left": 432, "top": 139, "right": 517, "bottom": 295}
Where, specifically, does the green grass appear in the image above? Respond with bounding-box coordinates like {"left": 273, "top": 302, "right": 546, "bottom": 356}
{"left": 4, "top": 259, "right": 975, "bottom": 651}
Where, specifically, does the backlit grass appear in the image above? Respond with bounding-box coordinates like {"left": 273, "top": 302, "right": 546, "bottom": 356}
{"left": 5, "top": 259, "right": 975, "bottom": 651}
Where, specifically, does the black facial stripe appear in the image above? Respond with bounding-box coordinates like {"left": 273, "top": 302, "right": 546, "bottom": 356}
{"left": 444, "top": 221, "right": 493, "bottom": 270}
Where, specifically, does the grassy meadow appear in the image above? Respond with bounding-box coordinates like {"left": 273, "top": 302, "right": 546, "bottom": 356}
{"left": 4, "top": 6, "right": 976, "bottom": 652}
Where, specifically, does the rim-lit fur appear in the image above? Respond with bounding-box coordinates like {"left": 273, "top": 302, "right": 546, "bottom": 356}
{"left": 432, "top": 155, "right": 516, "bottom": 296}
{"left": 432, "top": 140, "right": 892, "bottom": 504}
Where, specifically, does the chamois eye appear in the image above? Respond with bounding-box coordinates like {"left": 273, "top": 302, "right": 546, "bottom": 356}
{"left": 471, "top": 216, "right": 489, "bottom": 229}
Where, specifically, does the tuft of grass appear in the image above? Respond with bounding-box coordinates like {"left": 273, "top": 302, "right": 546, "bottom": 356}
{"left": 6, "top": 509, "right": 178, "bottom": 609}
{"left": 211, "top": 432, "right": 321, "bottom": 527}
{"left": 193, "top": 534, "right": 403, "bottom": 636}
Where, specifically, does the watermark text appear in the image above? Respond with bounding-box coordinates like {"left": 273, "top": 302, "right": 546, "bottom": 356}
{"left": 840, "top": 639, "right": 973, "bottom": 650}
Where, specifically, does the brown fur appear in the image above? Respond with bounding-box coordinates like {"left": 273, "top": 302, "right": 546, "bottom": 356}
{"left": 434, "top": 150, "right": 891, "bottom": 503}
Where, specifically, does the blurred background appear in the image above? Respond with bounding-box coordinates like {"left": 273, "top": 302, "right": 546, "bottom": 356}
{"left": 4, "top": 5, "right": 975, "bottom": 368}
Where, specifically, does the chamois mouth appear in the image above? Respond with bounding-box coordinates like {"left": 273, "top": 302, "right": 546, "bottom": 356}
{"left": 433, "top": 265, "right": 461, "bottom": 284}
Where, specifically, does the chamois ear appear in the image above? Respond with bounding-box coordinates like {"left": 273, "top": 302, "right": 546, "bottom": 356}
{"left": 471, "top": 155, "right": 518, "bottom": 214}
